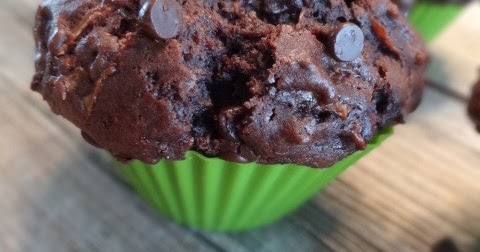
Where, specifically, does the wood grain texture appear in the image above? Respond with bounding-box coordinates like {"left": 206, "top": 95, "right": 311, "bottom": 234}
{"left": 1, "top": 1, "right": 480, "bottom": 252}
{"left": 426, "top": 2, "right": 480, "bottom": 100}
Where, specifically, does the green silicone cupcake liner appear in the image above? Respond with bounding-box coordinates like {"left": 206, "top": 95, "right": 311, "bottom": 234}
{"left": 409, "top": 1, "right": 465, "bottom": 43}
{"left": 115, "top": 128, "right": 393, "bottom": 232}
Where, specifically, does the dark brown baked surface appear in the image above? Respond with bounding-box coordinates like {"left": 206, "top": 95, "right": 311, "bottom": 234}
{"left": 32, "top": 0, "right": 427, "bottom": 168}
{"left": 468, "top": 77, "right": 480, "bottom": 132}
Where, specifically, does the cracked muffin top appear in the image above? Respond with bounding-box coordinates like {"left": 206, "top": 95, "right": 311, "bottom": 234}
{"left": 32, "top": 0, "right": 427, "bottom": 168}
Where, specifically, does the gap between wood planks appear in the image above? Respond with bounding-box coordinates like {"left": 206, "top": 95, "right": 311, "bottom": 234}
{"left": 426, "top": 78, "right": 470, "bottom": 104}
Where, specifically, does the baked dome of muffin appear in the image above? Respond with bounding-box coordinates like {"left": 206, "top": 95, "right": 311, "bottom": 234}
{"left": 32, "top": 0, "right": 427, "bottom": 168}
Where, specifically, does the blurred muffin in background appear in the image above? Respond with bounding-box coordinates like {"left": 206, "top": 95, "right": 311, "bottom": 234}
{"left": 468, "top": 76, "right": 480, "bottom": 132}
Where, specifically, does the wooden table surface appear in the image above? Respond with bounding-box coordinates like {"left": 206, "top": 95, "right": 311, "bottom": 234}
{"left": 1, "top": 1, "right": 480, "bottom": 251}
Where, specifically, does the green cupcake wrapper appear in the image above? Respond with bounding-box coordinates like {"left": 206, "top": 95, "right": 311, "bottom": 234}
{"left": 409, "top": 1, "right": 465, "bottom": 43}
{"left": 115, "top": 128, "right": 393, "bottom": 232}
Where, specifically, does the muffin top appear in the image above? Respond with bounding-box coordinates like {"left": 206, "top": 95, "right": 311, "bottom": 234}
{"left": 469, "top": 77, "right": 480, "bottom": 132}
{"left": 32, "top": 0, "right": 427, "bottom": 168}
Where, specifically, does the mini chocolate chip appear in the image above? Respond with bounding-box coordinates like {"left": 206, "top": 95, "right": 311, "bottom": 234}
{"left": 139, "top": 0, "right": 182, "bottom": 40}
{"left": 263, "top": 0, "right": 303, "bottom": 14}
{"left": 330, "top": 23, "right": 364, "bottom": 62}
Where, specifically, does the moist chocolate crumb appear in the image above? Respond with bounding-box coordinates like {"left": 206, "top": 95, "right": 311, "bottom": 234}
{"left": 31, "top": 0, "right": 427, "bottom": 168}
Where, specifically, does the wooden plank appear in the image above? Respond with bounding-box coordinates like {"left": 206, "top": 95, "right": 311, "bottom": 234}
{"left": 0, "top": 1, "right": 36, "bottom": 81}
{"left": 426, "top": 2, "right": 480, "bottom": 99}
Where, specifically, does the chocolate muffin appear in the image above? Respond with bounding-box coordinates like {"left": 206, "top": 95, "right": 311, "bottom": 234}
{"left": 468, "top": 77, "right": 480, "bottom": 132}
{"left": 32, "top": 0, "right": 427, "bottom": 168}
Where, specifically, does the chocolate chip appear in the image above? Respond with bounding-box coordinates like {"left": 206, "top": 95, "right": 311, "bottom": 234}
{"left": 139, "top": 0, "right": 182, "bottom": 40}
{"left": 330, "top": 23, "right": 364, "bottom": 62}
{"left": 263, "top": 0, "right": 303, "bottom": 14}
